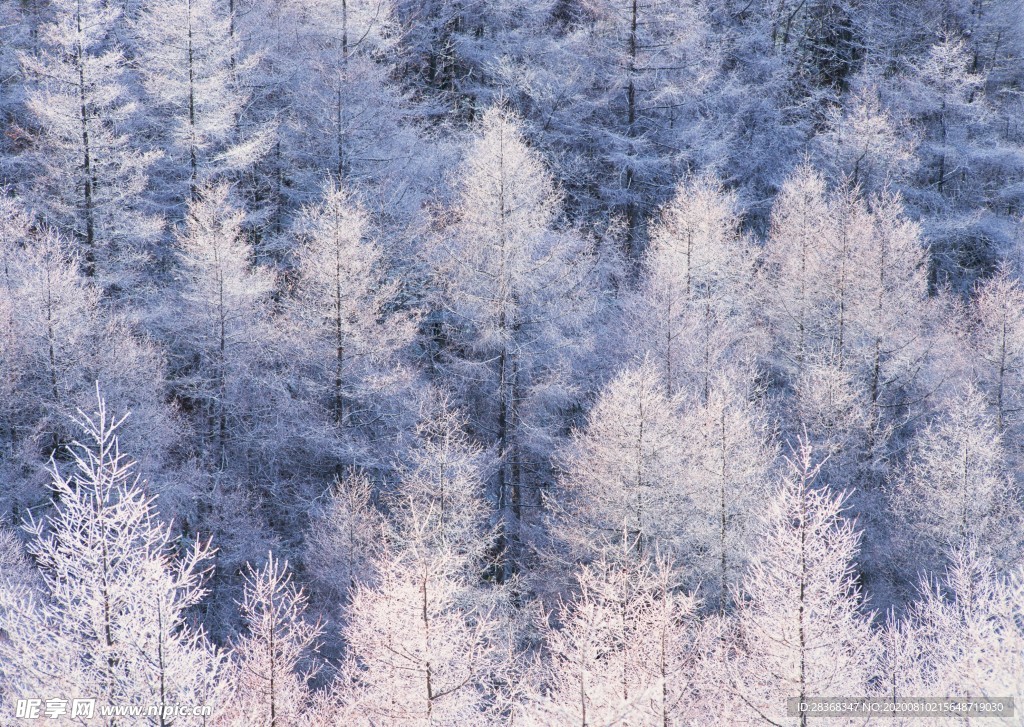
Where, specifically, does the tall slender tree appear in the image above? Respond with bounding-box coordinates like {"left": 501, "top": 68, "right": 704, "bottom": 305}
{"left": 890, "top": 385, "right": 1024, "bottom": 575}
{"left": 170, "top": 184, "right": 274, "bottom": 469}
{"left": 19, "top": 0, "right": 158, "bottom": 282}
{"left": 520, "top": 549, "right": 698, "bottom": 726}
{"left": 434, "top": 106, "right": 594, "bottom": 575}
{"left": 134, "top": 0, "right": 267, "bottom": 209}
{"left": 226, "top": 553, "right": 324, "bottom": 727}
{"left": 0, "top": 393, "right": 223, "bottom": 723}
{"left": 722, "top": 443, "right": 876, "bottom": 724}
{"left": 553, "top": 361, "right": 689, "bottom": 565}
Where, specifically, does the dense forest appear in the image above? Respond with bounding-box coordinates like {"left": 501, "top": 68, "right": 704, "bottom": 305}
{"left": 0, "top": 0, "right": 1023, "bottom": 723}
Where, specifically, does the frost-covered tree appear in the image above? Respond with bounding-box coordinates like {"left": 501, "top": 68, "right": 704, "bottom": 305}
{"left": 169, "top": 184, "right": 274, "bottom": 468}
{"left": 890, "top": 385, "right": 1024, "bottom": 575}
{"left": 134, "top": 0, "right": 267, "bottom": 207}
{"left": 816, "top": 81, "right": 917, "bottom": 193}
{"left": 390, "top": 398, "right": 491, "bottom": 560}
{"left": 0, "top": 216, "right": 172, "bottom": 509}
{"left": 791, "top": 355, "right": 869, "bottom": 487}
{"left": 627, "top": 175, "right": 759, "bottom": 399}
{"left": 763, "top": 168, "right": 931, "bottom": 463}
{"left": 876, "top": 611, "right": 927, "bottom": 710}
{"left": 901, "top": 35, "right": 985, "bottom": 203}
{"left": 722, "top": 444, "right": 876, "bottom": 723}
{"left": 908, "top": 545, "right": 1024, "bottom": 710}
{"left": 509, "top": 0, "right": 717, "bottom": 256}
{"left": 304, "top": 469, "right": 383, "bottom": 607}
{"left": 225, "top": 553, "right": 324, "bottom": 727}
{"left": 340, "top": 538, "right": 509, "bottom": 725}
{"left": 892, "top": 33, "right": 996, "bottom": 286}
{"left": 0, "top": 394, "right": 223, "bottom": 723}
{"left": 287, "top": 181, "right": 416, "bottom": 468}
{"left": 19, "top": 0, "right": 158, "bottom": 282}
{"left": 520, "top": 550, "right": 698, "bottom": 726}
{"left": 434, "top": 106, "right": 594, "bottom": 567}
{"left": 842, "top": 192, "right": 930, "bottom": 450}
{"left": 971, "top": 266, "right": 1024, "bottom": 440}
{"left": 553, "top": 361, "right": 688, "bottom": 564}
{"left": 683, "top": 375, "right": 775, "bottom": 610}
{"left": 760, "top": 166, "right": 837, "bottom": 378}
{"left": 239, "top": 0, "right": 425, "bottom": 229}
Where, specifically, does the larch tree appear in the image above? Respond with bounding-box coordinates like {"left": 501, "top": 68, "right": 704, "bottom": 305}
{"left": 0, "top": 219, "right": 172, "bottom": 509}
{"left": 724, "top": 443, "right": 876, "bottom": 725}
{"left": 552, "top": 360, "right": 689, "bottom": 565}
{"left": 340, "top": 535, "right": 509, "bottom": 725}
{"left": 527, "top": 0, "right": 717, "bottom": 257}
{"left": 791, "top": 355, "right": 869, "bottom": 488}
{"left": 133, "top": 0, "right": 267, "bottom": 208}
{"left": 908, "top": 544, "right": 1024, "bottom": 711}
{"left": 519, "top": 549, "right": 698, "bottom": 726}
{"left": 389, "top": 397, "right": 491, "bottom": 561}
{"left": 890, "top": 385, "right": 1024, "bottom": 576}
{"left": 0, "top": 393, "right": 223, "bottom": 724}
{"left": 627, "top": 174, "right": 759, "bottom": 400}
{"left": 170, "top": 183, "right": 275, "bottom": 469}
{"left": 971, "top": 266, "right": 1024, "bottom": 443}
{"left": 816, "top": 80, "right": 917, "bottom": 193}
{"left": 434, "top": 106, "right": 594, "bottom": 574}
{"left": 842, "top": 191, "right": 930, "bottom": 457}
{"left": 901, "top": 35, "right": 985, "bottom": 203}
{"left": 304, "top": 469, "right": 384, "bottom": 608}
{"left": 682, "top": 374, "right": 775, "bottom": 611}
{"left": 760, "top": 165, "right": 838, "bottom": 380}
{"left": 876, "top": 611, "right": 928, "bottom": 712}
{"left": 763, "top": 169, "right": 931, "bottom": 470}
{"left": 893, "top": 33, "right": 992, "bottom": 287}
{"left": 226, "top": 553, "right": 324, "bottom": 727}
{"left": 288, "top": 180, "right": 416, "bottom": 469}
{"left": 19, "top": 0, "right": 159, "bottom": 283}
{"left": 240, "top": 0, "right": 420, "bottom": 228}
